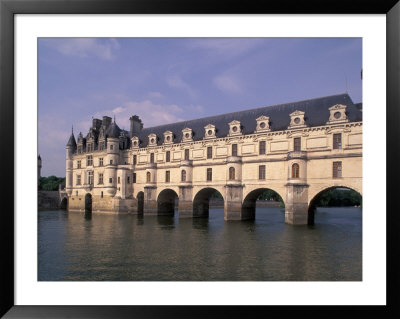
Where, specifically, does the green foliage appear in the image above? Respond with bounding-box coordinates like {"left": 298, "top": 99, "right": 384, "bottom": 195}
{"left": 39, "top": 176, "right": 65, "bottom": 191}
{"left": 317, "top": 188, "right": 362, "bottom": 207}
{"left": 258, "top": 189, "right": 284, "bottom": 203}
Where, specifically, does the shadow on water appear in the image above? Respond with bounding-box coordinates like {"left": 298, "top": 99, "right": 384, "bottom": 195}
{"left": 156, "top": 215, "right": 175, "bottom": 230}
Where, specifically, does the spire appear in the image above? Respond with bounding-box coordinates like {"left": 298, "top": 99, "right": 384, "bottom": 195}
{"left": 66, "top": 128, "right": 77, "bottom": 148}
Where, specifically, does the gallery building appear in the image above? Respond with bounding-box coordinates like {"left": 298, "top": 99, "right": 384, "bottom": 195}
{"left": 65, "top": 93, "right": 362, "bottom": 225}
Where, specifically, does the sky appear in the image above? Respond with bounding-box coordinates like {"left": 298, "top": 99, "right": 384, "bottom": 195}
{"left": 38, "top": 38, "right": 362, "bottom": 177}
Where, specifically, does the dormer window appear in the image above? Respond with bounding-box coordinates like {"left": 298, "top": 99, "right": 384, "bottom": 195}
{"left": 148, "top": 133, "right": 157, "bottom": 147}
{"left": 182, "top": 128, "right": 193, "bottom": 142}
{"left": 204, "top": 124, "right": 216, "bottom": 139}
{"left": 131, "top": 136, "right": 139, "bottom": 149}
{"left": 228, "top": 120, "right": 242, "bottom": 136}
{"left": 288, "top": 110, "right": 306, "bottom": 129}
{"left": 255, "top": 115, "right": 271, "bottom": 132}
{"left": 163, "top": 131, "right": 174, "bottom": 144}
{"left": 327, "top": 104, "right": 349, "bottom": 124}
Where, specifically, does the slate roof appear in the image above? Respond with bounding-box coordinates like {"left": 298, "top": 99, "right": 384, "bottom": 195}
{"left": 66, "top": 132, "right": 77, "bottom": 148}
{"left": 136, "top": 93, "right": 362, "bottom": 147}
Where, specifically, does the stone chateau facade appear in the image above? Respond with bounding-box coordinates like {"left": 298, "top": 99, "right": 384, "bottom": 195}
{"left": 65, "top": 93, "right": 362, "bottom": 225}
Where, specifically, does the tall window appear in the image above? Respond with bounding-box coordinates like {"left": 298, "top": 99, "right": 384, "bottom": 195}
{"left": 88, "top": 171, "right": 94, "bottom": 185}
{"left": 77, "top": 146, "right": 82, "bottom": 154}
{"left": 99, "top": 158, "right": 103, "bottom": 167}
{"left": 109, "top": 178, "right": 112, "bottom": 183}
{"left": 292, "top": 163, "right": 300, "bottom": 178}
{"left": 333, "top": 161, "right": 342, "bottom": 178}
{"left": 99, "top": 141, "right": 105, "bottom": 151}
{"left": 150, "top": 153, "right": 154, "bottom": 163}
{"left": 77, "top": 160, "right": 81, "bottom": 169}
{"left": 185, "top": 149, "right": 189, "bottom": 160}
{"left": 133, "top": 155, "right": 137, "bottom": 165}
{"left": 333, "top": 133, "right": 342, "bottom": 149}
{"left": 146, "top": 172, "right": 151, "bottom": 183}
{"left": 87, "top": 143, "right": 93, "bottom": 152}
{"left": 232, "top": 144, "right": 238, "bottom": 156}
{"left": 259, "top": 141, "right": 266, "bottom": 155}
{"left": 133, "top": 173, "right": 136, "bottom": 183}
{"left": 207, "top": 168, "right": 212, "bottom": 181}
{"left": 110, "top": 159, "right": 113, "bottom": 165}
{"left": 181, "top": 170, "right": 186, "bottom": 182}
{"left": 98, "top": 173, "right": 103, "bottom": 184}
{"left": 259, "top": 165, "right": 266, "bottom": 180}
{"left": 294, "top": 137, "right": 301, "bottom": 152}
{"left": 76, "top": 175, "right": 81, "bottom": 185}
{"left": 165, "top": 171, "right": 170, "bottom": 183}
{"left": 86, "top": 155, "right": 93, "bottom": 166}
{"left": 110, "top": 144, "right": 114, "bottom": 150}
{"left": 118, "top": 176, "right": 120, "bottom": 184}
{"left": 166, "top": 151, "right": 170, "bottom": 162}
{"left": 229, "top": 167, "right": 235, "bottom": 180}
{"left": 101, "top": 191, "right": 103, "bottom": 198}
{"left": 207, "top": 146, "right": 212, "bottom": 159}
{"left": 127, "top": 176, "right": 130, "bottom": 184}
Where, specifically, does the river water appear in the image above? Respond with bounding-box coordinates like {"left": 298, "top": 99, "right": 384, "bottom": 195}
{"left": 38, "top": 206, "right": 362, "bottom": 281}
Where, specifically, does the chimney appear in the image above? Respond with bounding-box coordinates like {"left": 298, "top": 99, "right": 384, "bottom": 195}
{"left": 129, "top": 115, "right": 143, "bottom": 137}
{"left": 102, "top": 116, "right": 112, "bottom": 128}
{"left": 92, "top": 118, "right": 102, "bottom": 130}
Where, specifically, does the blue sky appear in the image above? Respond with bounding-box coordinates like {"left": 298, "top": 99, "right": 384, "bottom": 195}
{"left": 38, "top": 38, "right": 362, "bottom": 177}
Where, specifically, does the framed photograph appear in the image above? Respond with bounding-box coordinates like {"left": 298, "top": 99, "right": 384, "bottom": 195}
{"left": 1, "top": 0, "right": 399, "bottom": 318}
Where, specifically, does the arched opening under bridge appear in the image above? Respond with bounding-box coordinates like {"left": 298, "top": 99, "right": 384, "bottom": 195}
{"left": 137, "top": 191, "right": 144, "bottom": 214}
{"left": 157, "top": 189, "right": 178, "bottom": 216}
{"left": 242, "top": 188, "right": 284, "bottom": 220}
{"left": 84, "top": 193, "right": 92, "bottom": 217}
{"left": 308, "top": 187, "right": 362, "bottom": 225}
{"left": 193, "top": 188, "right": 224, "bottom": 218}
{"left": 60, "top": 197, "right": 68, "bottom": 210}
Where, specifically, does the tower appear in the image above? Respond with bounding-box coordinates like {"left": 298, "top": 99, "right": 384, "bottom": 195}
{"left": 66, "top": 127, "right": 77, "bottom": 195}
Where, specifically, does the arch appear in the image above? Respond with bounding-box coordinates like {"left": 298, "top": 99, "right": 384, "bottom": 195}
{"left": 242, "top": 188, "right": 284, "bottom": 220}
{"left": 84, "top": 193, "right": 92, "bottom": 215}
{"left": 291, "top": 163, "right": 299, "bottom": 178}
{"left": 60, "top": 197, "right": 68, "bottom": 210}
{"left": 229, "top": 167, "right": 235, "bottom": 180}
{"left": 137, "top": 191, "right": 144, "bottom": 214}
{"left": 157, "top": 189, "right": 179, "bottom": 216}
{"left": 307, "top": 186, "right": 362, "bottom": 225}
{"left": 193, "top": 187, "right": 224, "bottom": 218}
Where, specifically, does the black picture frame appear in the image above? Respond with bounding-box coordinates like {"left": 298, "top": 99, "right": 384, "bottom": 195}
{"left": 1, "top": 0, "right": 399, "bottom": 318}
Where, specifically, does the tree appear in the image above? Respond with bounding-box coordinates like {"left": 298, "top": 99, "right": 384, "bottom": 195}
{"left": 39, "top": 176, "right": 66, "bottom": 191}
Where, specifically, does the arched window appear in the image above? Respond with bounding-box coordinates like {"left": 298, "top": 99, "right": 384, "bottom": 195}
{"left": 229, "top": 167, "right": 235, "bottom": 180}
{"left": 291, "top": 163, "right": 300, "bottom": 178}
{"left": 181, "top": 170, "right": 186, "bottom": 182}
{"left": 146, "top": 171, "right": 151, "bottom": 183}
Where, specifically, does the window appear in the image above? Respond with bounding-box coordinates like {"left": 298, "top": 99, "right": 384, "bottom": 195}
{"left": 294, "top": 137, "right": 301, "bottom": 152}
{"left": 333, "top": 161, "right": 342, "bottom": 178}
{"left": 110, "top": 144, "right": 114, "bottom": 150}
{"left": 76, "top": 175, "right": 81, "bottom": 185}
{"left": 101, "top": 191, "right": 103, "bottom": 198}
{"left": 333, "top": 133, "right": 342, "bottom": 149}
{"left": 109, "top": 178, "right": 112, "bottom": 183}
{"left": 88, "top": 171, "right": 94, "bottom": 185}
{"left": 127, "top": 176, "right": 130, "bottom": 184}
{"left": 118, "top": 176, "right": 120, "bottom": 184}
{"left": 146, "top": 172, "right": 151, "bottom": 183}
{"left": 229, "top": 167, "right": 235, "bottom": 180}
{"left": 99, "top": 141, "right": 105, "bottom": 151}
{"left": 133, "top": 173, "right": 136, "bottom": 183}
{"left": 76, "top": 191, "right": 78, "bottom": 196}
{"left": 99, "top": 158, "right": 103, "bottom": 166}
{"left": 98, "top": 173, "right": 103, "bottom": 184}
{"left": 110, "top": 160, "right": 113, "bottom": 165}
{"left": 150, "top": 153, "right": 154, "bottom": 163}
{"left": 166, "top": 151, "right": 170, "bottom": 162}
{"left": 181, "top": 170, "right": 186, "bottom": 182}
{"left": 77, "top": 160, "right": 81, "bottom": 169}
{"left": 259, "top": 165, "right": 266, "bottom": 180}
{"left": 165, "top": 171, "right": 170, "bottom": 183}
{"left": 87, "top": 143, "right": 93, "bottom": 152}
{"left": 232, "top": 144, "right": 238, "bottom": 156}
{"left": 292, "top": 163, "right": 300, "bottom": 178}
{"left": 133, "top": 155, "right": 137, "bottom": 165}
{"left": 77, "top": 146, "right": 82, "bottom": 154}
{"left": 87, "top": 155, "right": 93, "bottom": 166}
{"left": 207, "top": 146, "right": 212, "bottom": 159}
{"left": 207, "top": 168, "right": 212, "bottom": 181}
{"left": 259, "top": 141, "right": 266, "bottom": 155}
{"left": 185, "top": 149, "right": 189, "bottom": 160}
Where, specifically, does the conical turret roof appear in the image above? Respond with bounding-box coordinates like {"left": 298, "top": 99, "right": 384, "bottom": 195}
{"left": 66, "top": 129, "right": 77, "bottom": 148}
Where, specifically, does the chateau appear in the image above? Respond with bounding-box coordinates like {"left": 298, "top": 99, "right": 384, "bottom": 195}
{"left": 65, "top": 93, "right": 362, "bottom": 225}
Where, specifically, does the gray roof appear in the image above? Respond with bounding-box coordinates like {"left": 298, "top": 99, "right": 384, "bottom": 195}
{"left": 66, "top": 133, "right": 77, "bottom": 148}
{"left": 136, "top": 93, "right": 362, "bottom": 147}
{"left": 106, "top": 121, "right": 121, "bottom": 138}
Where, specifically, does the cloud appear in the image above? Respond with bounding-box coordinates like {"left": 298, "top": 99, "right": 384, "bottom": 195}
{"left": 213, "top": 75, "right": 243, "bottom": 94}
{"left": 187, "top": 38, "right": 266, "bottom": 58}
{"left": 166, "top": 74, "right": 197, "bottom": 98}
{"left": 148, "top": 91, "right": 164, "bottom": 99}
{"left": 41, "top": 38, "right": 120, "bottom": 60}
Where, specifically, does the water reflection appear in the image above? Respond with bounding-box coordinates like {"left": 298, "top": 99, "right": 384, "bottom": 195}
{"left": 38, "top": 206, "right": 362, "bottom": 281}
